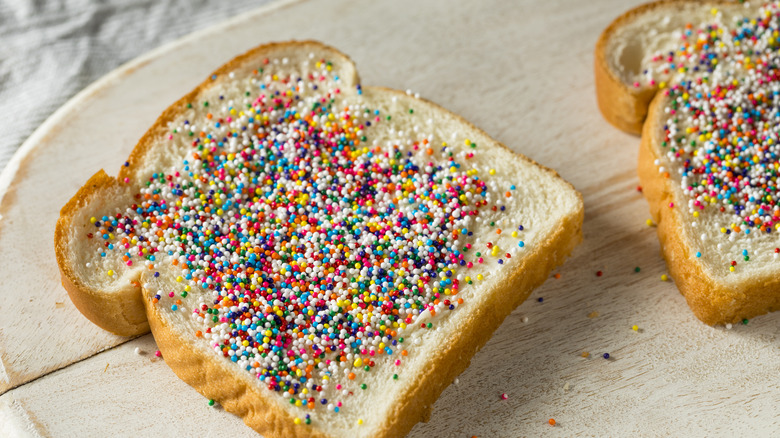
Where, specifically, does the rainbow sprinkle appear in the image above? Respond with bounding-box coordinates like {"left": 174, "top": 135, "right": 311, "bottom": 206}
{"left": 84, "top": 53, "right": 527, "bottom": 422}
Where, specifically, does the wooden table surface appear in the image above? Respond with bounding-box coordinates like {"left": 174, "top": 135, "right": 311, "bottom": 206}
{"left": 1, "top": 0, "right": 778, "bottom": 436}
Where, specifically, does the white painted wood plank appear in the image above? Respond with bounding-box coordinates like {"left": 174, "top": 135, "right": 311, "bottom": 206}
{"left": 0, "top": 0, "right": 777, "bottom": 436}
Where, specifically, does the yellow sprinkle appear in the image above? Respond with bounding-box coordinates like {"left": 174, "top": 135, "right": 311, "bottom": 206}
{"left": 464, "top": 139, "right": 471, "bottom": 146}
{"left": 632, "top": 325, "right": 639, "bottom": 331}
{"left": 357, "top": 419, "right": 364, "bottom": 425}
{"left": 661, "top": 274, "right": 669, "bottom": 281}
{"left": 581, "top": 352, "right": 590, "bottom": 358}
{"left": 646, "top": 219, "right": 654, "bottom": 226}
{"left": 476, "top": 274, "right": 484, "bottom": 281}
{"left": 489, "top": 169, "right": 496, "bottom": 175}
{"left": 107, "top": 270, "right": 114, "bottom": 277}
{"left": 90, "top": 217, "right": 97, "bottom": 223}
{"left": 294, "top": 418, "right": 302, "bottom": 425}
{"left": 176, "top": 276, "right": 183, "bottom": 282}
{"left": 353, "top": 358, "right": 363, "bottom": 368}
{"left": 729, "top": 266, "right": 735, "bottom": 272}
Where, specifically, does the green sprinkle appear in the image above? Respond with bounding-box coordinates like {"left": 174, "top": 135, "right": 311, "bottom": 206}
{"left": 634, "top": 267, "right": 641, "bottom": 273}
{"left": 742, "top": 318, "right": 749, "bottom": 325}
{"left": 208, "top": 399, "right": 215, "bottom": 406}
{"left": 181, "top": 291, "right": 188, "bottom": 298}
{"left": 392, "top": 374, "right": 398, "bottom": 380}
{"left": 360, "top": 383, "right": 367, "bottom": 390}
{"left": 409, "top": 109, "right": 414, "bottom": 114}
{"left": 187, "top": 103, "right": 192, "bottom": 108}
{"left": 203, "top": 101, "right": 209, "bottom": 107}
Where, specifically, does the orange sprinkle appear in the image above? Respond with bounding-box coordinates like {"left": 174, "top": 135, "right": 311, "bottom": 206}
{"left": 548, "top": 418, "right": 556, "bottom": 426}
{"left": 348, "top": 373, "right": 356, "bottom": 380}
{"left": 195, "top": 331, "right": 203, "bottom": 337}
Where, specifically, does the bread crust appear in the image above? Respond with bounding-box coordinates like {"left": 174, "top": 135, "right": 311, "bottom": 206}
{"left": 638, "top": 94, "right": 780, "bottom": 325}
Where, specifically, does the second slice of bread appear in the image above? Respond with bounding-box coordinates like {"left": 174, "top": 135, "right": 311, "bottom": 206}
{"left": 597, "top": 1, "right": 780, "bottom": 324}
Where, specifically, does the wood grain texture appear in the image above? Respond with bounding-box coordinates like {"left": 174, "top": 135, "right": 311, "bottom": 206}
{"left": 0, "top": 0, "right": 778, "bottom": 436}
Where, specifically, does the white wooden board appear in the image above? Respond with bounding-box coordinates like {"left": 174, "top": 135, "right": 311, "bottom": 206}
{"left": 0, "top": 0, "right": 778, "bottom": 436}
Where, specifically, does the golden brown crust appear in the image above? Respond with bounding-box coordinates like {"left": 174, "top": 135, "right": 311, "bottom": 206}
{"left": 54, "top": 170, "right": 148, "bottom": 337}
{"left": 638, "top": 95, "right": 780, "bottom": 324}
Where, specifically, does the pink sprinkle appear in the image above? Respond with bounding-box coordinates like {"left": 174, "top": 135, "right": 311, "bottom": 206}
{"left": 633, "top": 81, "right": 640, "bottom": 88}
{"left": 155, "top": 350, "right": 161, "bottom": 357}
{"left": 500, "top": 393, "right": 508, "bottom": 400}
{"left": 669, "top": 202, "right": 674, "bottom": 208}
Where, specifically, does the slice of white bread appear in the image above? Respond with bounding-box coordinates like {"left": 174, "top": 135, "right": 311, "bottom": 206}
{"left": 55, "top": 41, "right": 583, "bottom": 437}
{"left": 596, "top": 1, "right": 780, "bottom": 324}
